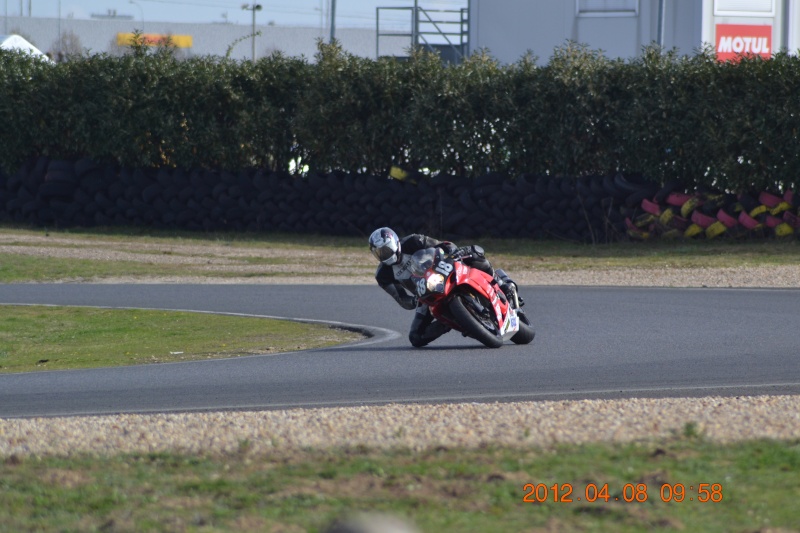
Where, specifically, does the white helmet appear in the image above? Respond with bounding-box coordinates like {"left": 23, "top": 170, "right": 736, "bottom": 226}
{"left": 369, "top": 227, "right": 401, "bottom": 265}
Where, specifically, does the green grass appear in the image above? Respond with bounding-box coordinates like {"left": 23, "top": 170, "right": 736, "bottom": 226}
{"left": 0, "top": 226, "right": 375, "bottom": 282}
{"left": 1, "top": 438, "right": 798, "bottom": 532}
{"left": 0, "top": 305, "right": 363, "bottom": 373}
{"left": 0, "top": 253, "right": 173, "bottom": 282}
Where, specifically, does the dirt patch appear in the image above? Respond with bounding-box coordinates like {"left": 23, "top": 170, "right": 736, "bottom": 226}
{"left": 4, "top": 231, "right": 800, "bottom": 288}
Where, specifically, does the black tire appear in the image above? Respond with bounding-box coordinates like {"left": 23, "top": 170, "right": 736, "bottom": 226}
{"left": 515, "top": 174, "right": 537, "bottom": 195}
{"left": 442, "top": 210, "right": 468, "bottom": 229}
{"left": 624, "top": 187, "right": 655, "bottom": 208}
{"left": 576, "top": 176, "right": 593, "bottom": 198}
{"left": 653, "top": 179, "right": 684, "bottom": 204}
{"left": 589, "top": 175, "right": 606, "bottom": 196}
{"left": 738, "top": 193, "right": 759, "bottom": 213}
{"left": 47, "top": 159, "right": 74, "bottom": 173}
{"left": 511, "top": 309, "right": 535, "bottom": 345}
{"left": 449, "top": 292, "right": 503, "bottom": 348}
{"left": 614, "top": 172, "right": 653, "bottom": 194}
{"left": 459, "top": 188, "right": 479, "bottom": 211}
{"left": 523, "top": 194, "right": 539, "bottom": 209}
{"left": 602, "top": 174, "right": 622, "bottom": 197}
{"left": 547, "top": 178, "right": 563, "bottom": 199}
{"left": 535, "top": 176, "right": 550, "bottom": 196}
{"left": 38, "top": 180, "right": 76, "bottom": 199}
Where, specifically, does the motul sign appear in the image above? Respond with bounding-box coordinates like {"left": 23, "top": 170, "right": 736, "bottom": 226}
{"left": 716, "top": 24, "right": 772, "bottom": 61}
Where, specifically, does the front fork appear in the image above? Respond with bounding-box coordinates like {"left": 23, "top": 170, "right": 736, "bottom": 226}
{"left": 495, "top": 268, "right": 521, "bottom": 309}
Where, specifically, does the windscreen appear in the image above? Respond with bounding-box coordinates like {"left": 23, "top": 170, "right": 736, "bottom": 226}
{"left": 409, "top": 247, "right": 437, "bottom": 276}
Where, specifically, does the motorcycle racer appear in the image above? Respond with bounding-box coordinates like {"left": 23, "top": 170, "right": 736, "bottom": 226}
{"left": 368, "top": 227, "right": 520, "bottom": 347}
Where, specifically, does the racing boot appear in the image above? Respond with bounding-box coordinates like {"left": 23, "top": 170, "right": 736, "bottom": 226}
{"left": 408, "top": 306, "right": 451, "bottom": 347}
{"left": 495, "top": 269, "right": 524, "bottom": 308}
{"left": 409, "top": 320, "right": 451, "bottom": 347}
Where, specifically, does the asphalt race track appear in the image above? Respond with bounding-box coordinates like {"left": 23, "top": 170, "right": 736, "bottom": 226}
{"left": 1, "top": 284, "right": 799, "bottom": 418}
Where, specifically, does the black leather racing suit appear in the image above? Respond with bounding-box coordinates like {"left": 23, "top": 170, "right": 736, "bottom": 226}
{"left": 374, "top": 233, "right": 494, "bottom": 347}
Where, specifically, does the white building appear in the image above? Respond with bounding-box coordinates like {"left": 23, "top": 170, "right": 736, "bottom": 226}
{"left": 3, "top": 1, "right": 797, "bottom": 64}
{"left": 468, "top": 0, "right": 799, "bottom": 63}
{"left": 0, "top": 14, "right": 406, "bottom": 62}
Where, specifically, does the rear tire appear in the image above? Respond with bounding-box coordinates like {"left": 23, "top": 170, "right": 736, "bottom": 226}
{"left": 449, "top": 293, "right": 504, "bottom": 348}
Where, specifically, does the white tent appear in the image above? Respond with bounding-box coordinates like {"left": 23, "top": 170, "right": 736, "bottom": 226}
{"left": 0, "top": 34, "right": 52, "bottom": 62}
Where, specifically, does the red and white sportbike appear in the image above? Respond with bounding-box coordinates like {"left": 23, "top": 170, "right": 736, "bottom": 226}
{"left": 408, "top": 246, "right": 535, "bottom": 348}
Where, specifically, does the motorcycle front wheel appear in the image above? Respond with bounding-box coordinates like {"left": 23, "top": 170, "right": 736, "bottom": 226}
{"left": 511, "top": 309, "right": 536, "bottom": 345}
{"left": 449, "top": 293, "right": 504, "bottom": 348}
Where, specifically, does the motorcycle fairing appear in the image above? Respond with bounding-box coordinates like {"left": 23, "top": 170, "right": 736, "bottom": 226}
{"left": 450, "top": 264, "right": 520, "bottom": 339}
{"left": 501, "top": 307, "right": 520, "bottom": 338}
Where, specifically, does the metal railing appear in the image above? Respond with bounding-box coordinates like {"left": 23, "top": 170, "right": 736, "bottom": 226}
{"left": 376, "top": 6, "right": 468, "bottom": 63}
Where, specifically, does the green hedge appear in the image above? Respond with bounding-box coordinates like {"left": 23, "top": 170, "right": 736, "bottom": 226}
{"left": 2, "top": 40, "right": 799, "bottom": 191}
{"left": 0, "top": 42, "right": 307, "bottom": 173}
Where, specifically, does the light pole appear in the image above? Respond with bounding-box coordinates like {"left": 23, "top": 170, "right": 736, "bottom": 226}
{"left": 57, "top": 0, "right": 61, "bottom": 57}
{"left": 329, "top": 0, "right": 336, "bottom": 43}
{"left": 315, "top": 0, "right": 323, "bottom": 36}
{"left": 241, "top": 3, "right": 262, "bottom": 62}
{"left": 130, "top": 0, "right": 144, "bottom": 32}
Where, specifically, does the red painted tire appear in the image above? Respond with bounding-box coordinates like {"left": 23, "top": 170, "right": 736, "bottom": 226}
{"left": 641, "top": 198, "right": 661, "bottom": 215}
{"left": 716, "top": 208, "right": 739, "bottom": 228}
{"left": 765, "top": 215, "right": 783, "bottom": 228}
{"left": 666, "top": 192, "right": 694, "bottom": 207}
{"left": 758, "top": 191, "right": 783, "bottom": 208}
{"left": 738, "top": 211, "right": 762, "bottom": 230}
{"left": 691, "top": 210, "right": 717, "bottom": 229}
{"left": 783, "top": 211, "right": 800, "bottom": 228}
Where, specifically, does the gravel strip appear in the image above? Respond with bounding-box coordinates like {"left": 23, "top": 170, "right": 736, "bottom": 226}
{"left": 514, "top": 265, "right": 800, "bottom": 288}
{"left": 2, "top": 395, "right": 799, "bottom": 457}
{"left": 35, "top": 264, "right": 800, "bottom": 288}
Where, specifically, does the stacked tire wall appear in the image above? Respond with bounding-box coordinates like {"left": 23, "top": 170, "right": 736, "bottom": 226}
{"left": 0, "top": 157, "right": 641, "bottom": 240}
{"left": 4, "top": 157, "right": 800, "bottom": 241}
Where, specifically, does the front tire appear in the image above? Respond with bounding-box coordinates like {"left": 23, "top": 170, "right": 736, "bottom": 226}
{"left": 511, "top": 309, "right": 535, "bottom": 345}
{"left": 449, "top": 293, "right": 504, "bottom": 348}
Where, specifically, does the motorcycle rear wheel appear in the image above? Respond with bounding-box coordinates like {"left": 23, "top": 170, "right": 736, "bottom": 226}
{"left": 449, "top": 293, "right": 504, "bottom": 348}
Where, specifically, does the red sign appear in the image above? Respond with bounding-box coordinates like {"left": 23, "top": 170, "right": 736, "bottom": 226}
{"left": 716, "top": 24, "right": 772, "bottom": 61}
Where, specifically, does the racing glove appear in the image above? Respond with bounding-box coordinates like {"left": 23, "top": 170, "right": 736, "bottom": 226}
{"left": 455, "top": 245, "right": 485, "bottom": 258}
